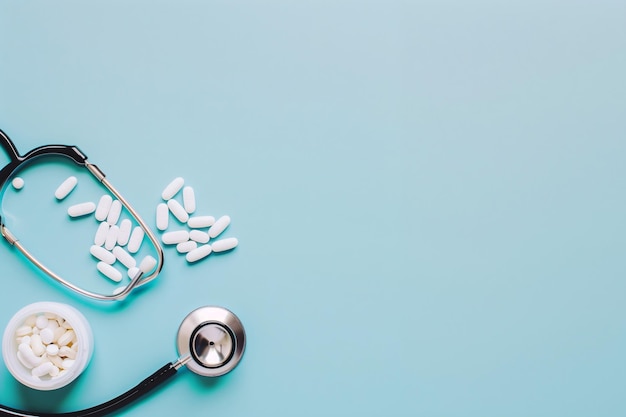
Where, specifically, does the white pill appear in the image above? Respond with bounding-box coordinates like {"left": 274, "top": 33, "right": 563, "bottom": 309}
{"left": 187, "top": 216, "right": 215, "bottom": 228}
{"left": 16, "top": 325, "right": 32, "bottom": 337}
{"left": 30, "top": 334, "right": 45, "bottom": 357}
{"left": 32, "top": 361, "right": 54, "bottom": 378}
{"left": 167, "top": 199, "right": 189, "bottom": 223}
{"left": 162, "top": 177, "right": 184, "bottom": 200}
{"left": 113, "top": 286, "right": 127, "bottom": 296}
{"left": 189, "top": 230, "right": 210, "bottom": 244}
{"left": 139, "top": 255, "right": 157, "bottom": 273}
{"left": 49, "top": 354, "right": 64, "bottom": 368}
{"left": 62, "top": 359, "right": 75, "bottom": 369}
{"left": 107, "top": 200, "right": 122, "bottom": 225}
{"left": 46, "top": 344, "right": 59, "bottom": 356}
{"left": 156, "top": 203, "right": 169, "bottom": 231}
{"left": 162, "top": 230, "right": 189, "bottom": 245}
{"left": 127, "top": 227, "right": 145, "bottom": 253}
{"left": 67, "top": 202, "right": 96, "bottom": 217}
{"left": 40, "top": 328, "right": 54, "bottom": 344}
{"left": 113, "top": 246, "right": 136, "bottom": 269}
{"left": 208, "top": 215, "right": 231, "bottom": 238}
{"left": 211, "top": 237, "right": 239, "bottom": 252}
{"left": 58, "top": 346, "right": 76, "bottom": 359}
{"left": 97, "top": 262, "right": 122, "bottom": 282}
{"left": 18, "top": 343, "right": 42, "bottom": 368}
{"left": 95, "top": 194, "right": 113, "bottom": 221}
{"left": 49, "top": 365, "right": 60, "bottom": 377}
{"left": 183, "top": 186, "right": 196, "bottom": 213}
{"left": 24, "top": 315, "right": 37, "bottom": 326}
{"left": 57, "top": 330, "right": 76, "bottom": 347}
{"left": 90, "top": 245, "right": 115, "bottom": 264}
{"left": 117, "top": 219, "right": 132, "bottom": 246}
{"left": 46, "top": 319, "right": 59, "bottom": 331}
{"left": 35, "top": 315, "right": 48, "bottom": 330}
{"left": 105, "top": 225, "right": 119, "bottom": 250}
{"left": 17, "top": 351, "right": 34, "bottom": 369}
{"left": 12, "top": 177, "right": 24, "bottom": 190}
{"left": 53, "top": 326, "right": 66, "bottom": 343}
{"left": 94, "top": 222, "right": 109, "bottom": 246}
{"left": 176, "top": 240, "right": 197, "bottom": 253}
{"left": 127, "top": 267, "right": 140, "bottom": 279}
{"left": 186, "top": 244, "right": 212, "bottom": 263}
{"left": 55, "top": 176, "right": 77, "bottom": 200}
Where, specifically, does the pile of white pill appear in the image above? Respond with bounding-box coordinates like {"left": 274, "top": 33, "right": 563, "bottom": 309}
{"left": 13, "top": 313, "right": 78, "bottom": 380}
{"left": 54, "top": 176, "right": 157, "bottom": 284}
{"left": 157, "top": 177, "right": 238, "bottom": 263}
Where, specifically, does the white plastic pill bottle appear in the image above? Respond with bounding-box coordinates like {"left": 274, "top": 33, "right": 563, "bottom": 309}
{"left": 2, "top": 301, "right": 94, "bottom": 390}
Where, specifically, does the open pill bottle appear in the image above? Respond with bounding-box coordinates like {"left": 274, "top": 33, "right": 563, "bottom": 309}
{"left": 2, "top": 301, "right": 94, "bottom": 390}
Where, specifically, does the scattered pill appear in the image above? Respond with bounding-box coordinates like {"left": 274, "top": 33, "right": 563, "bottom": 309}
{"left": 167, "top": 199, "right": 189, "bottom": 223}
{"left": 162, "top": 230, "right": 189, "bottom": 245}
{"left": 97, "top": 262, "right": 122, "bottom": 282}
{"left": 55, "top": 176, "right": 78, "bottom": 200}
{"left": 94, "top": 222, "right": 109, "bottom": 246}
{"left": 107, "top": 200, "right": 122, "bottom": 225}
{"left": 176, "top": 240, "right": 197, "bottom": 253}
{"left": 113, "top": 246, "right": 136, "bottom": 269}
{"left": 90, "top": 245, "right": 115, "bottom": 264}
{"left": 162, "top": 177, "right": 184, "bottom": 200}
{"left": 187, "top": 215, "right": 215, "bottom": 228}
{"left": 127, "top": 227, "right": 145, "bottom": 253}
{"left": 68, "top": 202, "right": 96, "bottom": 218}
{"left": 127, "top": 267, "right": 140, "bottom": 279}
{"left": 183, "top": 186, "right": 196, "bottom": 214}
{"left": 95, "top": 194, "right": 113, "bottom": 221}
{"left": 208, "top": 215, "right": 231, "bottom": 238}
{"left": 139, "top": 255, "right": 157, "bottom": 273}
{"left": 211, "top": 237, "right": 239, "bottom": 252}
{"left": 118, "top": 219, "right": 132, "bottom": 246}
{"left": 189, "top": 230, "right": 210, "bottom": 244}
{"left": 11, "top": 177, "right": 24, "bottom": 190}
{"left": 156, "top": 203, "right": 169, "bottom": 231}
{"left": 186, "top": 244, "right": 212, "bottom": 263}
{"left": 113, "top": 286, "right": 127, "bottom": 296}
{"left": 105, "top": 225, "right": 119, "bottom": 250}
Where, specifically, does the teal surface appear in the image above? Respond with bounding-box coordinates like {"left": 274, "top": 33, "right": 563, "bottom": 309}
{"left": 1, "top": 1, "right": 625, "bottom": 416}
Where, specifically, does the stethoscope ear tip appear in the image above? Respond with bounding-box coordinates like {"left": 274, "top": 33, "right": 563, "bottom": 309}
{"left": 176, "top": 306, "right": 246, "bottom": 377}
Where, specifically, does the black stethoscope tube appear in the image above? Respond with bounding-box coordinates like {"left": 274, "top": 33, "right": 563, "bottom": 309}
{"left": 0, "top": 361, "right": 179, "bottom": 417}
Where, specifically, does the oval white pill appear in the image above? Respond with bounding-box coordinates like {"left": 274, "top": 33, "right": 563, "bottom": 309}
{"left": 118, "top": 219, "right": 132, "bottom": 246}
{"left": 55, "top": 176, "right": 77, "bottom": 200}
{"left": 183, "top": 186, "right": 196, "bottom": 214}
{"left": 156, "top": 203, "right": 169, "bottom": 231}
{"left": 95, "top": 194, "right": 113, "bottom": 221}
{"left": 162, "top": 177, "right": 184, "bottom": 200}
{"left": 211, "top": 237, "right": 239, "bottom": 252}
{"left": 32, "top": 361, "right": 54, "bottom": 378}
{"left": 113, "top": 246, "right": 136, "bottom": 269}
{"left": 12, "top": 177, "right": 24, "bottom": 190}
{"left": 30, "top": 334, "right": 45, "bottom": 357}
{"left": 176, "top": 240, "right": 197, "bottom": 253}
{"left": 35, "top": 315, "right": 48, "bottom": 330}
{"left": 94, "top": 222, "right": 109, "bottom": 246}
{"left": 46, "top": 344, "right": 59, "bottom": 356}
{"left": 57, "top": 329, "right": 76, "bottom": 347}
{"left": 189, "top": 230, "right": 210, "bottom": 244}
{"left": 208, "top": 215, "right": 231, "bottom": 238}
{"left": 127, "top": 267, "right": 140, "bottom": 279}
{"left": 162, "top": 230, "right": 189, "bottom": 245}
{"left": 186, "top": 244, "right": 212, "bottom": 263}
{"left": 40, "top": 328, "right": 54, "bottom": 344}
{"left": 18, "top": 343, "right": 42, "bottom": 368}
{"left": 167, "top": 199, "right": 189, "bottom": 223}
{"left": 107, "top": 200, "right": 122, "bottom": 225}
{"left": 127, "top": 227, "right": 145, "bottom": 253}
{"left": 139, "top": 255, "right": 157, "bottom": 273}
{"left": 97, "top": 262, "right": 122, "bottom": 282}
{"left": 59, "top": 346, "right": 76, "bottom": 359}
{"left": 105, "top": 225, "right": 119, "bottom": 250}
{"left": 90, "top": 245, "right": 115, "bottom": 264}
{"left": 16, "top": 325, "right": 32, "bottom": 337}
{"left": 187, "top": 216, "right": 215, "bottom": 228}
{"left": 67, "top": 202, "right": 96, "bottom": 218}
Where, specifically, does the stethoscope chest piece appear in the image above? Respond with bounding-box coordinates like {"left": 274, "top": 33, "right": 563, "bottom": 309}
{"left": 177, "top": 306, "right": 246, "bottom": 377}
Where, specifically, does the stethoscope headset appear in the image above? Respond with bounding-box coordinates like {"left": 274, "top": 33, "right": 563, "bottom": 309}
{"left": 0, "top": 130, "right": 247, "bottom": 416}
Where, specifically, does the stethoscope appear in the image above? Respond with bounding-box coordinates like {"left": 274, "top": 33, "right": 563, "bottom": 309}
{"left": 0, "top": 129, "right": 247, "bottom": 415}
{"left": 0, "top": 305, "right": 246, "bottom": 417}
{"left": 0, "top": 128, "right": 164, "bottom": 301}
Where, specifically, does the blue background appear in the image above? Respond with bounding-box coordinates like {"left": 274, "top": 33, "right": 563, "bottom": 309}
{"left": 1, "top": 1, "right": 625, "bottom": 416}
